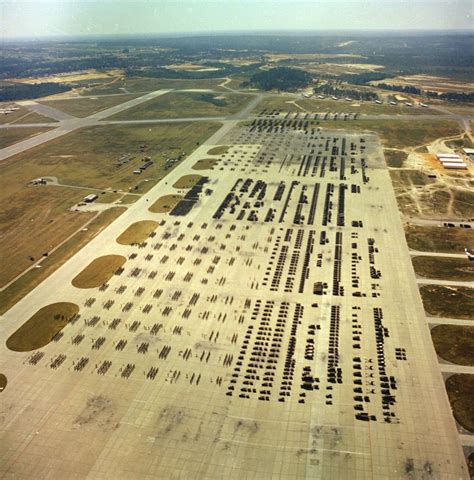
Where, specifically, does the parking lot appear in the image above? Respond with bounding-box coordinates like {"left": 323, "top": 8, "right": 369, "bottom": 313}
{"left": 0, "top": 121, "right": 468, "bottom": 478}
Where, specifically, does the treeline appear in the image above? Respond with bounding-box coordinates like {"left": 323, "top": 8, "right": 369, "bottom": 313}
{"left": 378, "top": 83, "right": 474, "bottom": 102}
{"left": 0, "top": 82, "right": 71, "bottom": 101}
{"left": 321, "top": 71, "right": 393, "bottom": 86}
{"left": 243, "top": 67, "right": 312, "bottom": 91}
{"left": 377, "top": 83, "right": 421, "bottom": 94}
{"left": 429, "top": 91, "right": 474, "bottom": 103}
{"left": 313, "top": 84, "right": 378, "bottom": 101}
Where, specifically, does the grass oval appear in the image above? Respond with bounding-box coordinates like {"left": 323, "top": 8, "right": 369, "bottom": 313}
{"left": 149, "top": 194, "right": 183, "bottom": 213}
{"left": 172, "top": 175, "right": 202, "bottom": 189}
{"left": 6, "top": 302, "right": 79, "bottom": 352}
{"left": 207, "top": 146, "right": 229, "bottom": 155}
{"left": 72, "top": 255, "right": 126, "bottom": 289}
{"left": 192, "top": 158, "right": 218, "bottom": 170}
{"left": 0, "top": 374, "right": 6, "bottom": 392}
{"left": 116, "top": 220, "right": 159, "bottom": 245}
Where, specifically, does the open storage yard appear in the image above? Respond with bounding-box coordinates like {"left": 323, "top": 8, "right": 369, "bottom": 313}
{"left": 0, "top": 117, "right": 469, "bottom": 478}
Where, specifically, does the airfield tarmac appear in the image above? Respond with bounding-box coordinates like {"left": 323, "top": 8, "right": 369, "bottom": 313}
{"left": 0, "top": 118, "right": 469, "bottom": 478}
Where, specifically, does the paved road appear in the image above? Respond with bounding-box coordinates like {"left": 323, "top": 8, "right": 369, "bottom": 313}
{"left": 105, "top": 116, "right": 229, "bottom": 125}
{"left": 0, "top": 90, "right": 171, "bottom": 163}
{"left": 416, "top": 278, "right": 472, "bottom": 287}
{"left": 231, "top": 94, "right": 263, "bottom": 120}
{"left": 21, "top": 101, "right": 77, "bottom": 121}
{"left": 409, "top": 250, "right": 468, "bottom": 259}
{"left": 427, "top": 316, "right": 473, "bottom": 326}
{"left": 0, "top": 123, "right": 58, "bottom": 129}
{"left": 0, "top": 124, "right": 79, "bottom": 162}
{"left": 87, "top": 89, "right": 171, "bottom": 120}
{"left": 439, "top": 363, "right": 474, "bottom": 375}
{"left": 407, "top": 218, "right": 474, "bottom": 228}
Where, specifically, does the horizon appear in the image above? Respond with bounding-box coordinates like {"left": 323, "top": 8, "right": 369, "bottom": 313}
{"left": 1, "top": 0, "right": 472, "bottom": 39}
{"left": 2, "top": 29, "right": 474, "bottom": 44}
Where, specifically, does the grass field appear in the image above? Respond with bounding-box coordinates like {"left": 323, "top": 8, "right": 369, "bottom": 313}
{"left": 192, "top": 158, "right": 219, "bottom": 170}
{"left": 119, "top": 194, "right": 140, "bottom": 205}
{"left": 149, "top": 194, "right": 183, "bottom": 213}
{"left": 173, "top": 175, "right": 202, "bottom": 189}
{"left": 405, "top": 225, "right": 474, "bottom": 253}
{"left": 0, "top": 207, "right": 126, "bottom": 315}
{"left": 6, "top": 302, "right": 79, "bottom": 352}
{"left": 72, "top": 255, "right": 126, "bottom": 288}
{"left": 431, "top": 325, "right": 474, "bottom": 366}
{"left": 0, "top": 127, "right": 52, "bottom": 149}
{"left": 116, "top": 220, "right": 159, "bottom": 245}
{"left": 420, "top": 285, "right": 474, "bottom": 320}
{"left": 445, "top": 374, "right": 474, "bottom": 432}
{"left": 2, "top": 123, "right": 219, "bottom": 192}
{"left": 412, "top": 256, "right": 474, "bottom": 281}
{"left": 41, "top": 93, "right": 145, "bottom": 118}
{"left": 109, "top": 92, "right": 252, "bottom": 120}
{"left": 0, "top": 123, "right": 217, "bottom": 296}
{"left": 255, "top": 95, "right": 438, "bottom": 116}
{"left": 82, "top": 77, "right": 225, "bottom": 95}
{"left": 39, "top": 93, "right": 142, "bottom": 118}
{"left": 0, "top": 185, "right": 95, "bottom": 287}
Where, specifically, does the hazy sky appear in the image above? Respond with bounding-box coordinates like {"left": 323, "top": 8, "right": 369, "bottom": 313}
{"left": 0, "top": 0, "right": 472, "bottom": 38}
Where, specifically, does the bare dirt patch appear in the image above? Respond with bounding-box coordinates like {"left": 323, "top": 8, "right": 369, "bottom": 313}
{"left": 116, "top": 220, "right": 158, "bottom": 245}
{"left": 445, "top": 374, "right": 474, "bottom": 432}
{"left": 192, "top": 158, "right": 219, "bottom": 170}
{"left": 6, "top": 302, "right": 79, "bottom": 352}
{"left": 431, "top": 325, "right": 474, "bottom": 366}
{"left": 149, "top": 194, "right": 183, "bottom": 213}
{"left": 420, "top": 285, "right": 474, "bottom": 320}
{"left": 405, "top": 225, "right": 474, "bottom": 254}
{"left": 72, "top": 255, "right": 126, "bottom": 289}
{"left": 0, "top": 374, "right": 6, "bottom": 392}
{"left": 412, "top": 256, "right": 474, "bottom": 282}
{"left": 173, "top": 175, "right": 202, "bottom": 189}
